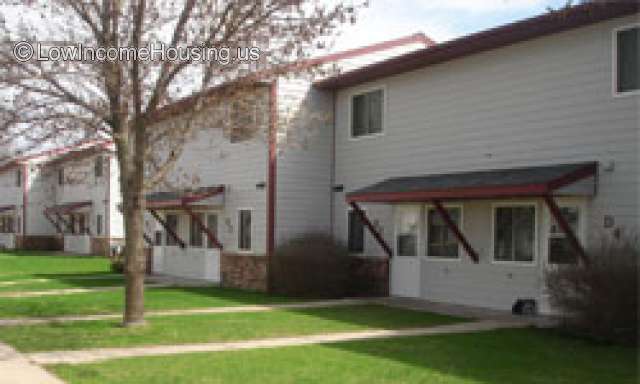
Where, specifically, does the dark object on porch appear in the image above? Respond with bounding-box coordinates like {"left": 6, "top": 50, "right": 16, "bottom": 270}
{"left": 545, "top": 234, "right": 639, "bottom": 345}
{"left": 270, "top": 233, "right": 349, "bottom": 298}
{"left": 512, "top": 299, "right": 537, "bottom": 316}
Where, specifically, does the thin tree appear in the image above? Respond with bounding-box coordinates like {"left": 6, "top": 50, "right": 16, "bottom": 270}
{"left": 0, "top": 0, "right": 361, "bottom": 326}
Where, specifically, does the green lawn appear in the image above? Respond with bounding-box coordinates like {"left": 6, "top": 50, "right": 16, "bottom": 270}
{"left": 0, "top": 275, "right": 124, "bottom": 292}
{"left": 0, "top": 286, "right": 297, "bottom": 318}
{"left": 50, "top": 328, "right": 638, "bottom": 384}
{"left": 0, "top": 251, "right": 111, "bottom": 281}
{"left": 0, "top": 305, "right": 462, "bottom": 352}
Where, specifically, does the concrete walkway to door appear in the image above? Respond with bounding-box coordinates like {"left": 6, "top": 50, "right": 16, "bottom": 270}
{"left": 27, "top": 319, "right": 528, "bottom": 365}
{"left": 0, "top": 342, "right": 65, "bottom": 384}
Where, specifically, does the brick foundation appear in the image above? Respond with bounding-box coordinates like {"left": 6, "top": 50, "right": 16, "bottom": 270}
{"left": 220, "top": 252, "right": 268, "bottom": 292}
{"left": 346, "top": 256, "right": 389, "bottom": 297}
{"left": 15, "top": 235, "right": 63, "bottom": 251}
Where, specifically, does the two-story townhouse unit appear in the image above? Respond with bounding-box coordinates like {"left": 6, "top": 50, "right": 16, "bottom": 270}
{"left": 0, "top": 140, "right": 124, "bottom": 255}
{"left": 144, "top": 34, "right": 433, "bottom": 288}
{"left": 314, "top": 2, "right": 639, "bottom": 313}
{"left": 42, "top": 141, "right": 124, "bottom": 255}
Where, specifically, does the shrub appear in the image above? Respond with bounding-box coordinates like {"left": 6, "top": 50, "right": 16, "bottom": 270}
{"left": 270, "top": 233, "right": 349, "bottom": 298}
{"left": 109, "top": 247, "right": 125, "bottom": 273}
{"left": 545, "top": 235, "right": 639, "bottom": 345}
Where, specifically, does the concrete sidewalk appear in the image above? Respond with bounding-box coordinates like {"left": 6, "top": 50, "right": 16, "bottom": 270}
{"left": 0, "top": 342, "right": 65, "bottom": 384}
{"left": 0, "top": 283, "right": 169, "bottom": 298}
{"left": 0, "top": 298, "right": 370, "bottom": 326}
{"left": 27, "top": 319, "right": 527, "bottom": 365}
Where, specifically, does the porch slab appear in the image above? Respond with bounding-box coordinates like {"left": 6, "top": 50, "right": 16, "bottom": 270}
{"left": 375, "top": 297, "right": 559, "bottom": 328}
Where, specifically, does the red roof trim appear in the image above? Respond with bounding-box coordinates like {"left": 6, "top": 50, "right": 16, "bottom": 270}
{"left": 317, "top": 2, "right": 639, "bottom": 89}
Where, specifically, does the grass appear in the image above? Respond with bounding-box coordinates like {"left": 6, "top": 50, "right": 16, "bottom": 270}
{"left": 0, "top": 251, "right": 111, "bottom": 281}
{"left": 0, "top": 275, "right": 124, "bottom": 292}
{"left": 0, "top": 305, "right": 462, "bottom": 352}
{"left": 50, "top": 328, "right": 638, "bottom": 384}
{"left": 0, "top": 286, "right": 296, "bottom": 318}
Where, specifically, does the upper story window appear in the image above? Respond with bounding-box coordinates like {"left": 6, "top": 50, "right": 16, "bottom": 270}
{"left": 615, "top": 25, "right": 639, "bottom": 95}
{"left": 351, "top": 88, "right": 384, "bottom": 138}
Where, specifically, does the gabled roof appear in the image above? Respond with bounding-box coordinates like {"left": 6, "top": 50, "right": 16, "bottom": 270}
{"left": 347, "top": 162, "right": 598, "bottom": 203}
{"left": 316, "top": 1, "right": 640, "bottom": 90}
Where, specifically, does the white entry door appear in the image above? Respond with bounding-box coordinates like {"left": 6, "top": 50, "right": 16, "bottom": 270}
{"left": 390, "top": 206, "right": 422, "bottom": 298}
{"left": 390, "top": 257, "right": 421, "bottom": 297}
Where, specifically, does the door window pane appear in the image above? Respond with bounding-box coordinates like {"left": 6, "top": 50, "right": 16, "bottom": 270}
{"left": 190, "top": 213, "right": 204, "bottom": 247}
{"left": 165, "top": 214, "right": 179, "bottom": 246}
{"left": 396, "top": 208, "right": 419, "bottom": 256}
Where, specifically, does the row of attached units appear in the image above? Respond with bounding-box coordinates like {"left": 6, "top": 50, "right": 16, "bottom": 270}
{"left": 143, "top": 2, "right": 639, "bottom": 314}
{"left": 0, "top": 140, "right": 124, "bottom": 255}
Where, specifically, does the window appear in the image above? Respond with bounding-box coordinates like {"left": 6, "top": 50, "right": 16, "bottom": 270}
{"left": 395, "top": 208, "right": 419, "bottom": 256}
{"left": 615, "top": 26, "right": 639, "bottom": 94}
{"left": 348, "top": 210, "right": 365, "bottom": 253}
{"left": 207, "top": 214, "right": 218, "bottom": 249}
{"left": 351, "top": 89, "right": 383, "bottom": 138}
{"left": 95, "top": 156, "right": 103, "bottom": 178}
{"left": 165, "top": 214, "right": 179, "bottom": 246}
{"left": 68, "top": 215, "right": 76, "bottom": 234}
{"left": 96, "top": 214, "right": 103, "bottom": 236}
{"left": 16, "top": 216, "right": 20, "bottom": 234}
{"left": 190, "top": 213, "right": 204, "bottom": 247}
{"left": 427, "top": 207, "right": 461, "bottom": 259}
{"left": 15, "top": 169, "right": 21, "bottom": 187}
{"left": 0, "top": 216, "right": 13, "bottom": 233}
{"left": 154, "top": 230, "right": 162, "bottom": 246}
{"left": 548, "top": 206, "right": 581, "bottom": 265}
{"left": 238, "top": 210, "right": 251, "bottom": 251}
{"left": 494, "top": 205, "right": 536, "bottom": 263}
{"left": 58, "top": 168, "right": 64, "bottom": 186}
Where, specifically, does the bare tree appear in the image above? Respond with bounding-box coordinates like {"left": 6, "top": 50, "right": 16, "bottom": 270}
{"left": 0, "top": 0, "right": 361, "bottom": 326}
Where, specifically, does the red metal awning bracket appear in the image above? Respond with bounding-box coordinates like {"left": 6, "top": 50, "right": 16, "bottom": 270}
{"left": 148, "top": 209, "right": 186, "bottom": 249}
{"left": 182, "top": 204, "right": 223, "bottom": 249}
{"left": 432, "top": 199, "right": 479, "bottom": 263}
{"left": 349, "top": 202, "right": 392, "bottom": 258}
{"left": 43, "top": 210, "right": 63, "bottom": 234}
{"left": 543, "top": 195, "right": 590, "bottom": 266}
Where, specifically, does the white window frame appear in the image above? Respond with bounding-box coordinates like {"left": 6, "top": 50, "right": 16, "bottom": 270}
{"left": 348, "top": 85, "right": 387, "bottom": 140}
{"left": 424, "top": 204, "right": 463, "bottom": 262}
{"left": 491, "top": 201, "right": 539, "bottom": 266}
{"left": 393, "top": 205, "right": 422, "bottom": 258}
{"left": 612, "top": 23, "right": 640, "bottom": 98}
{"left": 346, "top": 207, "right": 366, "bottom": 255}
{"left": 544, "top": 199, "right": 587, "bottom": 266}
{"left": 237, "top": 208, "right": 253, "bottom": 253}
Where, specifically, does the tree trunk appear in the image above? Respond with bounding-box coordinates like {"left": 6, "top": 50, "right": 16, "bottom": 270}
{"left": 122, "top": 188, "right": 146, "bottom": 326}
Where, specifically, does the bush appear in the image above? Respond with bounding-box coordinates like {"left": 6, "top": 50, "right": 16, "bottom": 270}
{"left": 109, "top": 247, "right": 125, "bottom": 273}
{"left": 545, "top": 235, "right": 638, "bottom": 345}
{"left": 270, "top": 233, "right": 349, "bottom": 298}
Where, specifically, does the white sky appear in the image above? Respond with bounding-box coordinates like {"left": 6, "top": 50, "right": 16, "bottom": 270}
{"left": 333, "top": 0, "right": 569, "bottom": 50}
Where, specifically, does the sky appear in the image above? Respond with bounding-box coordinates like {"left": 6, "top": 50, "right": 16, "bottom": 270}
{"left": 333, "top": 0, "right": 572, "bottom": 50}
